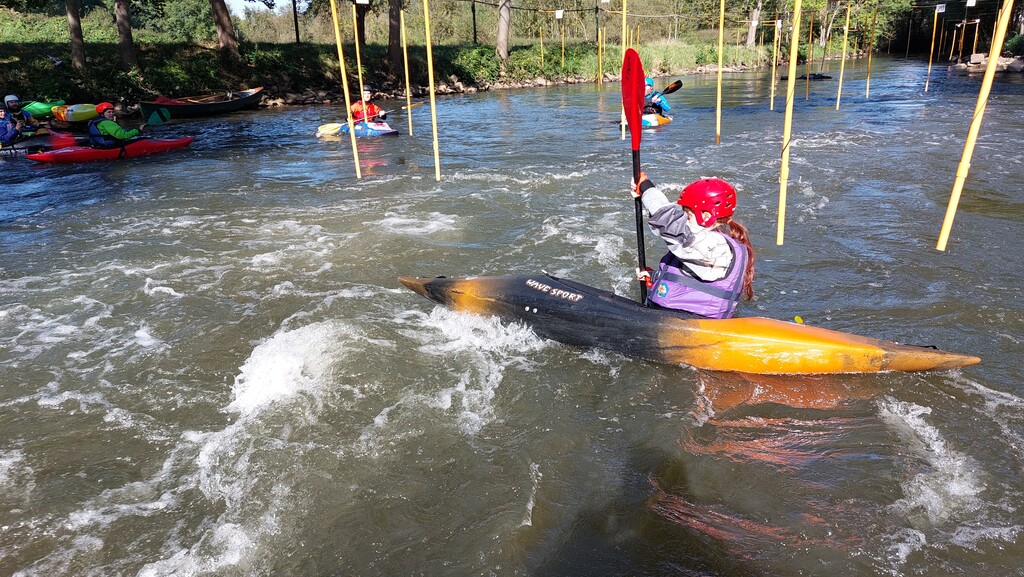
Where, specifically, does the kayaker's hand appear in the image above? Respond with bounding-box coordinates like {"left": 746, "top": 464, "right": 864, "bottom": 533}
{"left": 636, "top": 267, "right": 654, "bottom": 288}
{"left": 630, "top": 172, "right": 649, "bottom": 198}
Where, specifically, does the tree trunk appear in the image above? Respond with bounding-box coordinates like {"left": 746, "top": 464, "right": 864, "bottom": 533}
{"left": 114, "top": 0, "right": 139, "bottom": 71}
{"left": 65, "top": 0, "right": 86, "bottom": 70}
{"left": 209, "top": 0, "right": 240, "bottom": 61}
{"left": 355, "top": 3, "right": 368, "bottom": 46}
{"left": 496, "top": 0, "right": 511, "bottom": 72}
{"left": 746, "top": 0, "right": 762, "bottom": 47}
{"left": 388, "top": 0, "right": 402, "bottom": 75}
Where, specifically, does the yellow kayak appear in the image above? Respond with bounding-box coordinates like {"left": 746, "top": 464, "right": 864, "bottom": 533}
{"left": 398, "top": 274, "right": 980, "bottom": 375}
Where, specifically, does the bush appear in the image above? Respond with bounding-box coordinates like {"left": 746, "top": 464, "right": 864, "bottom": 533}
{"left": 1006, "top": 33, "right": 1024, "bottom": 56}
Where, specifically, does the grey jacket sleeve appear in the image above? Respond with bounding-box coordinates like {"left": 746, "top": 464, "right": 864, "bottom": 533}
{"left": 638, "top": 183, "right": 732, "bottom": 281}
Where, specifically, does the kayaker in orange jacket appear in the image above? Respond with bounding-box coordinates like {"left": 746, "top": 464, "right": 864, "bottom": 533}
{"left": 351, "top": 86, "right": 385, "bottom": 123}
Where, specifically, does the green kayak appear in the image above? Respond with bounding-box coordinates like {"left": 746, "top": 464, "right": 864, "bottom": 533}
{"left": 22, "top": 100, "right": 65, "bottom": 119}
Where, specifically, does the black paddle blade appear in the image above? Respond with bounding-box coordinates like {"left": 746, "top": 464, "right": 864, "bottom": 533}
{"left": 661, "top": 80, "right": 683, "bottom": 95}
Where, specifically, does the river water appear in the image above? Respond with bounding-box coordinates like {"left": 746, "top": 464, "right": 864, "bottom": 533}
{"left": 1, "top": 56, "right": 1022, "bottom": 576}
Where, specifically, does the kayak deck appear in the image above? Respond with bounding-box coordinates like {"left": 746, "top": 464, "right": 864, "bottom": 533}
{"left": 398, "top": 274, "right": 980, "bottom": 375}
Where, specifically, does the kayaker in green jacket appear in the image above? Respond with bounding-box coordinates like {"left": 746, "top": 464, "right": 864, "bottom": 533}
{"left": 87, "top": 102, "right": 147, "bottom": 148}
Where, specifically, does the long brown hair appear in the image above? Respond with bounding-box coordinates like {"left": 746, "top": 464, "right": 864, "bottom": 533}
{"left": 720, "top": 217, "right": 755, "bottom": 301}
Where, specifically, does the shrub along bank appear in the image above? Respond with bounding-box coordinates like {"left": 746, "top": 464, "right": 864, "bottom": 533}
{"left": 0, "top": 40, "right": 771, "bottom": 109}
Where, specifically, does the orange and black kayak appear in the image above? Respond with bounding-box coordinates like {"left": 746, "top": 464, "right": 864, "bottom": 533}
{"left": 398, "top": 274, "right": 980, "bottom": 375}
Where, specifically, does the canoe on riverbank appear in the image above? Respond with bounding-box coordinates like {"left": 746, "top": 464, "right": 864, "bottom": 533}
{"left": 139, "top": 87, "right": 264, "bottom": 120}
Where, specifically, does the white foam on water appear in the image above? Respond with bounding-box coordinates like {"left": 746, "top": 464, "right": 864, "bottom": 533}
{"left": 134, "top": 322, "right": 163, "bottom": 348}
{"left": 878, "top": 397, "right": 989, "bottom": 572}
{"left": 880, "top": 398, "right": 983, "bottom": 527}
{"left": 371, "top": 211, "right": 459, "bottom": 235}
{"left": 520, "top": 462, "right": 542, "bottom": 527}
{"left": 143, "top": 278, "right": 183, "bottom": 298}
{"left": 22, "top": 320, "right": 357, "bottom": 577}
{"left": 388, "top": 306, "right": 546, "bottom": 437}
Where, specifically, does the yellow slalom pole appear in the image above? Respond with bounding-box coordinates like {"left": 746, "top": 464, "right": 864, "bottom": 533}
{"left": 352, "top": 4, "right": 367, "bottom": 106}
{"left": 836, "top": 5, "right": 850, "bottom": 110}
{"left": 328, "top": 0, "right": 360, "bottom": 178}
{"left": 715, "top": 0, "right": 725, "bottom": 144}
{"left": 636, "top": 23, "right": 640, "bottom": 46}
{"left": 937, "top": 0, "right": 1015, "bottom": 251}
{"left": 805, "top": 11, "right": 813, "bottom": 100}
{"left": 866, "top": 8, "right": 877, "bottom": 99}
{"left": 401, "top": 10, "right": 413, "bottom": 136}
{"left": 597, "top": 27, "right": 602, "bottom": 85}
{"left": 423, "top": 0, "right": 441, "bottom": 181}
{"left": 972, "top": 20, "right": 980, "bottom": 54}
{"left": 561, "top": 24, "right": 565, "bottom": 68}
{"left": 778, "top": 0, "right": 803, "bottom": 246}
{"left": 948, "top": 28, "right": 957, "bottom": 60}
{"left": 770, "top": 20, "right": 780, "bottom": 110}
{"left": 925, "top": 7, "right": 939, "bottom": 92}
{"left": 540, "top": 28, "right": 544, "bottom": 68}
{"left": 621, "top": 0, "right": 627, "bottom": 142}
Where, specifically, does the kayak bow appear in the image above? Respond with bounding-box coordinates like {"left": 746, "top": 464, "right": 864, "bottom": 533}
{"left": 398, "top": 274, "right": 980, "bottom": 375}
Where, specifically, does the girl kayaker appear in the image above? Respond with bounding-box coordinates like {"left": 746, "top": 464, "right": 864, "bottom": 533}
{"left": 630, "top": 173, "right": 755, "bottom": 319}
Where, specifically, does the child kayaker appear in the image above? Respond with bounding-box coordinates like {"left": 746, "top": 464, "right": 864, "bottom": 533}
{"left": 87, "top": 102, "right": 147, "bottom": 148}
{"left": 630, "top": 172, "right": 755, "bottom": 319}
{"left": 643, "top": 78, "right": 671, "bottom": 116}
{"left": 351, "top": 86, "right": 385, "bottom": 123}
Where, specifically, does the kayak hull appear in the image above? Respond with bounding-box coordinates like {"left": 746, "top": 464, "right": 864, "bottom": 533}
{"left": 398, "top": 274, "right": 980, "bottom": 375}
{"left": 642, "top": 113, "right": 672, "bottom": 127}
{"left": 1, "top": 132, "right": 85, "bottom": 157}
{"left": 23, "top": 100, "right": 64, "bottom": 119}
{"left": 25, "top": 137, "right": 194, "bottom": 164}
{"left": 52, "top": 103, "right": 98, "bottom": 123}
{"left": 341, "top": 121, "right": 399, "bottom": 137}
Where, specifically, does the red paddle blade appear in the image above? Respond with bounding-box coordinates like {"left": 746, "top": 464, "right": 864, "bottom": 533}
{"left": 620, "top": 48, "right": 645, "bottom": 151}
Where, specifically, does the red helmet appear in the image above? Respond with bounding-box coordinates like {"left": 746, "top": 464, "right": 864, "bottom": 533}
{"left": 677, "top": 178, "right": 737, "bottom": 227}
{"left": 96, "top": 102, "right": 114, "bottom": 114}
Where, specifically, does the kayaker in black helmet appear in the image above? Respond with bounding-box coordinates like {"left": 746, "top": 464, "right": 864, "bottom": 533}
{"left": 631, "top": 172, "right": 756, "bottom": 319}
{"left": 351, "top": 85, "right": 385, "bottom": 123}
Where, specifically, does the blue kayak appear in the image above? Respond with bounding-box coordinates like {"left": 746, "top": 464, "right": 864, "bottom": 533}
{"left": 341, "top": 121, "right": 399, "bottom": 137}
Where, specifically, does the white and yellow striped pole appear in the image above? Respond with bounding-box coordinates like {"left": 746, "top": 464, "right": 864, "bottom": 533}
{"left": 328, "top": 0, "right": 360, "bottom": 178}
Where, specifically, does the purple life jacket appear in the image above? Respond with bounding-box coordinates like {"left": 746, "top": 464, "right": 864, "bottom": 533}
{"left": 646, "top": 234, "right": 748, "bottom": 319}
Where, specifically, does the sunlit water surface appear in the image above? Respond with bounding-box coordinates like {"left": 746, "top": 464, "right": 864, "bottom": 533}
{"left": 1, "top": 57, "right": 1022, "bottom": 576}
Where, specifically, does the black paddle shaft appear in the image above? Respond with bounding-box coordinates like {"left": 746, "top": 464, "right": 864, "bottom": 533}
{"left": 632, "top": 149, "right": 647, "bottom": 302}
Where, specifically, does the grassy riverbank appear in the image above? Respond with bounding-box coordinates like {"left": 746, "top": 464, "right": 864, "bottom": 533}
{"left": 1, "top": 39, "right": 773, "bottom": 106}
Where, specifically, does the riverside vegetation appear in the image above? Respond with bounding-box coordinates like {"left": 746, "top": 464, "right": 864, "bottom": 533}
{"left": 4, "top": 0, "right": 1001, "bottom": 108}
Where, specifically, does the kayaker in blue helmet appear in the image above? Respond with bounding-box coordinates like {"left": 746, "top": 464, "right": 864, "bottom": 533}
{"left": 630, "top": 172, "right": 755, "bottom": 319}
{"left": 643, "top": 78, "right": 671, "bottom": 116}
{"left": 88, "top": 102, "right": 147, "bottom": 148}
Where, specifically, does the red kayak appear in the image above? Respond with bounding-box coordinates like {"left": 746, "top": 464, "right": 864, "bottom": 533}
{"left": 25, "top": 137, "right": 194, "bottom": 164}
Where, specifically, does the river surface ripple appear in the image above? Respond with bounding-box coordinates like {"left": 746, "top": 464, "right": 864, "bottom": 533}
{"left": 1, "top": 57, "right": 1022, "bottom": 576}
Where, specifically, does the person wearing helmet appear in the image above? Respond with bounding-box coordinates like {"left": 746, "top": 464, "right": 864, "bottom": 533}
{"left": 0, "top": 105, "right": 24, "bottom": 145}
{"left": 642, "top": 78, "right": 671, "bottom": 116}
{"left": 4, "top": 94, "right": 39, "bottom": 128}
{"left": 350, "top": 85, "right": 385, "bottom": 123}
{"left": 630, "top": 172, "right": 755, "bottom": 319}
{"left": 87, "top": 102, "right": 147, "bottom": 148}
